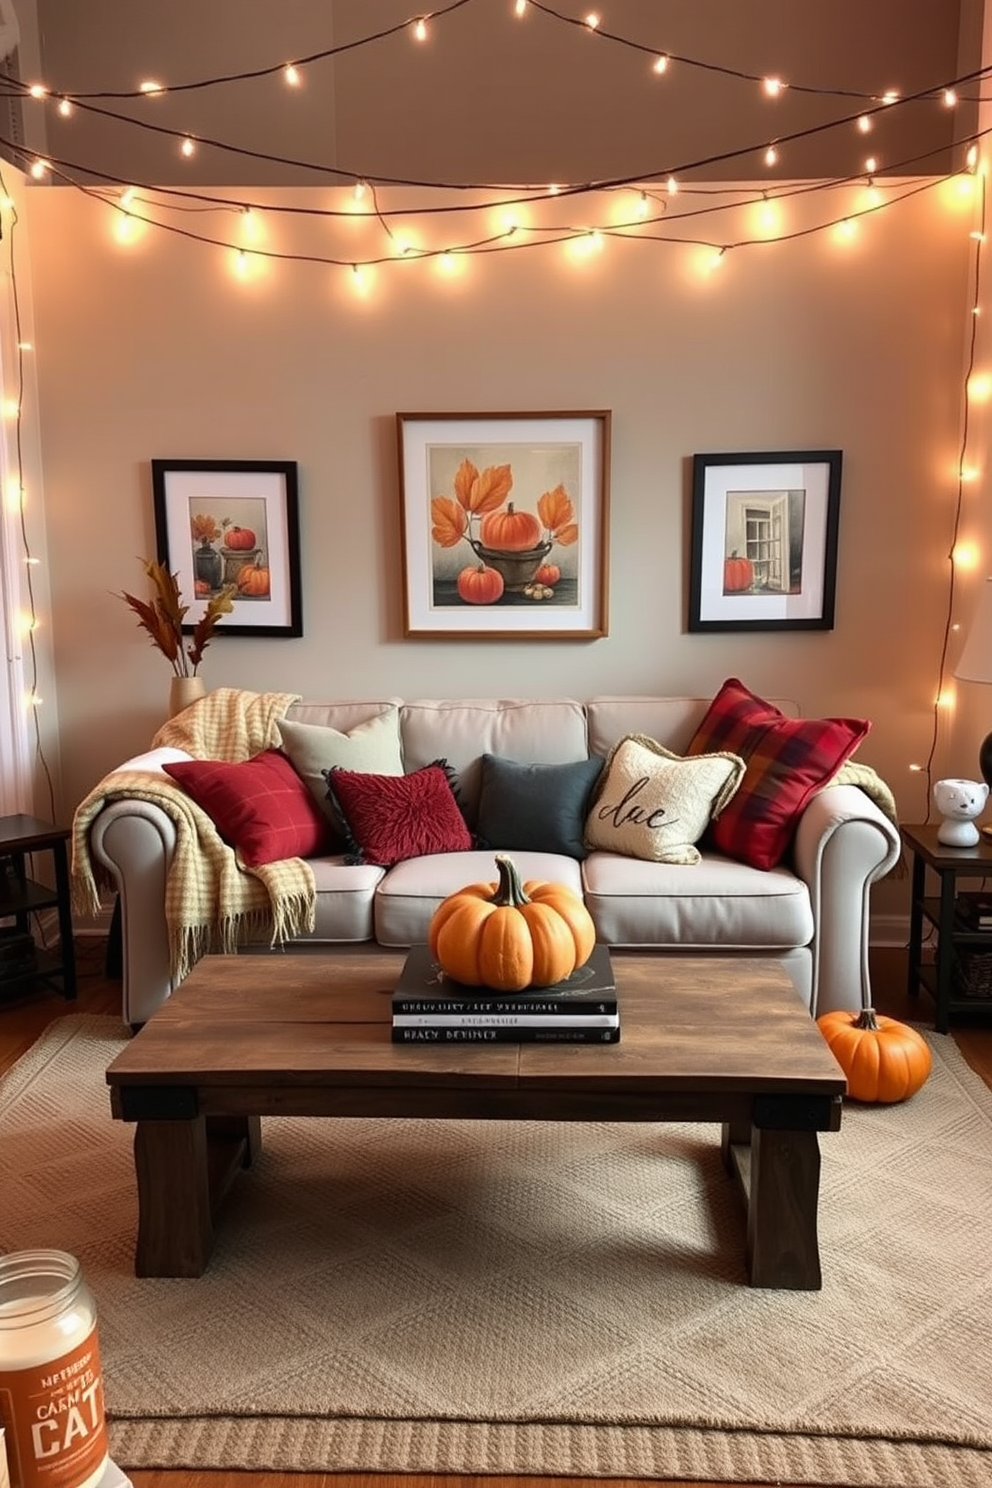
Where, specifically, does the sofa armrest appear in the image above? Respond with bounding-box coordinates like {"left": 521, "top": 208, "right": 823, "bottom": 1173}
{"left": 792, "top": 784, "right": 901, "bottom": 1019}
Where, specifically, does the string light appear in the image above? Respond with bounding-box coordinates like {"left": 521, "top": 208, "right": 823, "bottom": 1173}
{"left": 653, "top": 55, "right": 669, "bottom": 75}
{"left": 857, "top": 115, "right": 872, "bottom": 133}
{"left": 514, "top": 0, "right": 527, "bottom": 14}
{"left": 764, "top": 145, "right": 778, "bottom": 167}
{"left": 28, "top": 160, "right": 49, "bottom": 179}
{"left": 413, "top": 18, "right": 428, "bottom": 41}
{"left": 944, "top": 89, "right": 958, "bottom": 108}
{"left": 283, "top": 64, "right": 300, "bottom": 86}
{"left": 180, "top": 136, "right": 196, "bottom": 158}
{"left": 138, "top": 80, "right": 164, "bottom": 95}
{"left": 57, "top": 98, "right": 72, "bottom": 117}
{"left": 584, "top": 13, "right": 600, "bottom": 30}
{"left": 762, "top": 77, "right": 784, "bottom": 98}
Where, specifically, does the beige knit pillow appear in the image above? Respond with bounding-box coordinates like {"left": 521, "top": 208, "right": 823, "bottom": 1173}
{"left": 584, "top": 733, "right": 746, "bottom": 864}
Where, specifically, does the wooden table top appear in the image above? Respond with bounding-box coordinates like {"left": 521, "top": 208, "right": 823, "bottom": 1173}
{"left": 106, "top": 947, "right": 845, "bottom": 1100}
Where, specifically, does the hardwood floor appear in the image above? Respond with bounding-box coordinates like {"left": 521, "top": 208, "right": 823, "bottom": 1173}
{"left": 3, "top": 938, "right": 990, "bottom": 1488}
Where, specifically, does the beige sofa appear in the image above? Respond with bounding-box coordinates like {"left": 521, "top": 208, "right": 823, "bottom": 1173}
{"left": 86, "top": 695, "right": 901, "bottom": 1028}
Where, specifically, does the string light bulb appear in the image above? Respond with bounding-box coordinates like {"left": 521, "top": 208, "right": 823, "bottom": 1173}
{"left": 28, "top": 84, "right": 46, "bottom": 100}
{"left": 57, "top": 97, "right": 72, "bottom": 117}
{"left": 514, "top": 0, "right": 527, "bottom": 14}
{"left": 967, "top": 144, "right": 979, "bottom": 171}
{"left": 764, "top": 145, "right": 778, "bottom": 167}
{"left": 762, "top": 77, "right": 784, "bottom": 97}
{"left": 283, "top": 63, "right": 300, "bottom": 86}
{"left": 413, "top": 18, "right": 428, "bottom": 41}
{"left": 666, "top": 175, "right": 678, "bottom": 195}
{"left": 584, "top": 12, "right": 600, "bottom": 29}
{"left": 180, "top": 136, "right": 196, "bottom": 158}
{"left": 139, "top": 79, "right": 164, "bottom": 95}
{"left": 881, "top": 90, "right": 899, "bottom": 105}
{"left": 29, "top": 159, "right": 49, "bottom": 180}
{"left": 653, "top": 55, "right": 669, "bottom": 75}
{"left": 944, "top": 88, "right": 958, "bottom": 108}
{"left": 857, "top": 115, "right": 872, "bottom": 133}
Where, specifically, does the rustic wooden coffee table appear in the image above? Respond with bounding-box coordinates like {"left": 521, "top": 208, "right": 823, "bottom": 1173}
{"left": 106, "top": 948, "right": 845, "bottom": 1288}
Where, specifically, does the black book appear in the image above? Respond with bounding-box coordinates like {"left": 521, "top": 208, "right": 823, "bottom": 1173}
{"left": 393, "top": 942, "right": 618, "bottom": 1016}
{"left": 392, "top": 1023, "right": 620, "bottom": 1044}
{"left": 956, "top": 891, "right": 992, "bottom": 929}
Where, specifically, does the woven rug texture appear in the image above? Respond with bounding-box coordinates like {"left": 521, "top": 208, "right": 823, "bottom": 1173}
{"left": 2, "top": 1013, "right": 992, "bottom": 1487}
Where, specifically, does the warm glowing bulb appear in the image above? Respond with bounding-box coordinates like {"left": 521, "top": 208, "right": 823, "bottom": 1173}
{"left": 353, "top": 180, "right": 367, "bottom": 201}
{"left": 944, "top": 88, "right": 958, "bottom": 108}
{"left": 414, "top": 18, "right": 427, "bottom": 40}
{"left": 139, "top": 79, "right": 163, "bottom": 95}
{"left": 857, "top": 115, "right": 871, "bottom": 133}
{"left": 881, "top": 90, "right": 899, "bottom": 105}
{"left": 28, "top": 692, "right": 42, "bottom": 709}
{"left": 180, "top": 136, "right": 195, "bottom": 158}
{"left": 865, "top": 156, "right": 877, "bottom": 174}
{"left": 666, "top": 175, "right": 678, "bottom": 195}
{"left": 57, "top": 97, "right": 72, "bottom": 116}
{"left": 284, "top": 64, "right": 300, "bottom": 85}
{"left": 548, "top": 182, "right": 560, "bottom": 195}
{"left": 636, "top": 191, "right": 649, "bottom": 218}
{"left": 28, "top": 84, "right": 46, "bottom": 99}
{"left": 350, "top": 263, "right": 369, "bottom": 295}
{"left": 960, "top": 465, "right": 980, "bottom": 482}
{"left": 764, "top": 146, "right": 778, "bottom": 166}
{"left": 953, "top": 541, "right": 980, "bottom": 568}
{"left": 653, "top": 55, "right": 669, "bottom": 75}
{"left": 17, "top": 341, "right": 32, "bottom": 351}
{"left": 119, "top": 186, "right": 136, "bottom": 210}
{"left": 2, "top": 399, "right": 19, "bottom": 418}
{"left": 835, "top": 218, "right": 857, "bottom": 242}
{"left": 763, "top": 77, "right": 783, "bottom": 97}
{"left": 439, "top": 250, "right": 457, "bottom": 273}
{"left": 936, "top": 689, "right": 954, "bottom": 709}
{"left": 29, "top": 159, "right": 49, "bottom": 179}
{"left": 585, "top": 12, "right": 600, "bottom": 29}
{"left": 967, "top": 144, "right": 979, "bottom": 170}
{"left": 969, "top": 373, "right": 992, "bottom": 401}
{"left": 908, "top": 763, "right": 924, "bottom": 773}
{"left": 970, "top": 230, "right": 986, "bottom": 242}
{"left": 514, "top": 0, "right": 527, "bottom": 13}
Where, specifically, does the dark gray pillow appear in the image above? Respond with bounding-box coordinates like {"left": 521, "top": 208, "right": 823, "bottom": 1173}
{"left": 475, "top": 753, "right": 605, "bottom": 860}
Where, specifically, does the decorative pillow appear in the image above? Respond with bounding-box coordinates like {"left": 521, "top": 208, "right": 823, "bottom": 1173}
{"left": 476, "top": 753, "right": 605, "bottom": 860}
{"left": 584, "top": 734, "right": 745, "bottom": 864}
{"left": 686, "top": 677, "right": 871, "bottom": 870}
{"left": 276, "top": 710, "right": 404, "bottom": 834}
{"left": 162, "top": 750, "right": 335, "bottom": 867}
{"left": 325, "top": 760, "right": 473, "bottom": 867}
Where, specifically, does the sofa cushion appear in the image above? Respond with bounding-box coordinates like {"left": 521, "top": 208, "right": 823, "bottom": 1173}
{"left": 162, "top": 749, "right": 335, "bottom": 866}
{"left": 581, "top": 850, "right": 814, "bottom": 949}
{"left": 326, "top": 761, "right": 473, "bottom": 867}
{"left": 584, "top": 734, "right": 745, "bottom": 865}
{"left": 276, "top": 709, "right": 404, "bottom": 836}
{"left": 476, "top": 753, "right": 604, "bottom": 859}
{"left": 686, "top": 677, "right": 870, "bottom": 870}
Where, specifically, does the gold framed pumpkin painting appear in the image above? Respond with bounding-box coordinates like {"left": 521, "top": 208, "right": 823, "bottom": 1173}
{"left": 396, "top": 411, "right": 611, "bottom": 640}
{"left": 152, "top": 458, "right": 303, "bottom": 638}
{"left": 688, "top": 449, "right": 842, "bottom": 633}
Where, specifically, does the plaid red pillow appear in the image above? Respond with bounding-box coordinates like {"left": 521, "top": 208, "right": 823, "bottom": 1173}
{"left": 163, "top": 750, "right": 334, "bottom": 866}
{"left": 686, "top": 677, "right": 870, "bottom": 870}
{"left": 327, "top": 761, "right": 473, "bottom": 867}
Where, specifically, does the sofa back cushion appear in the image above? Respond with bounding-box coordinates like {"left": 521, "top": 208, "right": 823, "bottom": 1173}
{"left": 586, "top": 695, "right": 799, "bottom": 760}
{"left": 276, "top": 709, "right": 404, "bottom": 837}
{"left": 400, "top": 699, "right": 588, "bottom": 826}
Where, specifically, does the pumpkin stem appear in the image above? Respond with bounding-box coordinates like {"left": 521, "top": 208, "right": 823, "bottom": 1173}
{"left": 490, "top": 853, "right": 531, "bottom": 909}
{"left": 854, "top": 1006, "right": 880, "bottom": 1030}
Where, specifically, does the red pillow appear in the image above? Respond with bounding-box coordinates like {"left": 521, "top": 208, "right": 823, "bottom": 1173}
{"left": 163, "top": 750, "right": 334, "bottom": 867}
{"left": 686, "top": 678, "right": 870, "bottom": 870}
{"left": 327, "top": 762, "right": 472, "bottom": 867}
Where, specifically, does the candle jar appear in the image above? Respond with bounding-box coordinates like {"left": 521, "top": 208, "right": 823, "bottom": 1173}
{"left": 0, "top": 1251, "right": 108, "bottom": 1488}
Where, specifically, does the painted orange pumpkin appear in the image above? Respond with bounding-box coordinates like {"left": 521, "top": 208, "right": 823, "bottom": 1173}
{"left": 236, "top": 560, "right": 271, "bottom": 596}
{"left": 429, "top": 853, "right": 596, "bottom": 990}
{"left": 457, "top": 563, "right": 504, "bottom": 605}
{"left": 194, "top": 579, "right": 211, "bottom": 597}
{"left": 723, "top": 551, "right": 754, "bottom": 592}
{"left": 480, "top": 503, "right": 543, "bottom": 552}
{"left": 224, "top": 525, "right": 256, "bottom": 550}
{"left": 535, "top": 563, "right": 560, "bottom": 586}
{"left": 816, "top": 1007, "right": 932, "bottom": 1103}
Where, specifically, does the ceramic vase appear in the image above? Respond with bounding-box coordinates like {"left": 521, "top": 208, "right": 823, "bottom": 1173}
{"left": 168, "top": 675, "right": 206, "bottom": 718}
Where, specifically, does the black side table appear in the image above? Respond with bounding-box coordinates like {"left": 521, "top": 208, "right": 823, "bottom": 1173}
{"left": 901, "top": 821, "right": 992, "bottom": 1033}
{"left": 0, "top": 813, "right": 77, "bottom": 1001}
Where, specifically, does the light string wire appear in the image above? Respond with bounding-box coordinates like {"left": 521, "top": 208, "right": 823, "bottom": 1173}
{"left": 918, "top": 169, "right": 988, "bottom": 825}
{"left": 3, "top": 56, "right": 987, "bottom": 200}
{"left": 7, "top": 0, "right": 982, "bottom": 109}
{"left": 0, "top": 163, "right": 58, "bottom": 830}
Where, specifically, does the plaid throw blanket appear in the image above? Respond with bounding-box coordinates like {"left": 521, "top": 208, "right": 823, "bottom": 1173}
{"left": 71, "top": 688, "right": 315, "bottom": 985}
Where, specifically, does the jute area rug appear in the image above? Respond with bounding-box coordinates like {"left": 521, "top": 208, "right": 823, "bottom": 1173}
{"left": 2, "top": 1014, "right": 992, "bottom": 1487}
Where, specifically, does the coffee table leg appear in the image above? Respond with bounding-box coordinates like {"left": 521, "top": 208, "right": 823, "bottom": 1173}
{"left": 133, "top": 1118, "right": 213, "bottom": 1278}
{"left": 747, "top": 1125, "right": 822, "bottom": 1290}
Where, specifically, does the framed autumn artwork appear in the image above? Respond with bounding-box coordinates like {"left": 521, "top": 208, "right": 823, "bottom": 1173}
{"left": 396, "top": 411, "right": 611, "bottom": 639}
{"left": 688, "top": 450, "right": 842, "bottom": 632}
{"left": 151, "top": 459, "right": 303, "bottom": 638}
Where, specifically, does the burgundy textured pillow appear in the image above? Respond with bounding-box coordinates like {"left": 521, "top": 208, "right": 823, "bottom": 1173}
{"left": 327, "top": 762, "right": 473, "bottom": 867}
{"left": 686, "top": 677, "right": 870, "bottom": 870}
{"left": 163, "top": 750, "right": 334, "bottom": 867}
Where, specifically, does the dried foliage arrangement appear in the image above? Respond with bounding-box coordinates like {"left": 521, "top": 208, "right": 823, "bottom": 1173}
{"left": 118, "top": 558, "right": 236, "bottom": 677}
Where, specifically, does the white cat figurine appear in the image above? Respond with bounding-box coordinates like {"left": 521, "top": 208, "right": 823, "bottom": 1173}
{"left": 933, "top": 777, "right": 989, "bottom": 846}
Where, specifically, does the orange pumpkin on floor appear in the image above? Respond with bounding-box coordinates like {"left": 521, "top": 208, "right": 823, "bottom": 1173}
{"left": 429, "top": 853, "right": 595, "bottom": 991}
{"left": 816, "top": 1006, "right": 931, "bottom": 1103}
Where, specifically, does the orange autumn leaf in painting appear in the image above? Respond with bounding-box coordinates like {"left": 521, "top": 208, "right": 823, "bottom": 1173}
{"left": 454, "top": 458, "right": 513, "bottom": 514}
{"left": 538, "top": 485, "right": 577, "bottom": 544}
{"left": 431, "top": 496, "right": 468, "bottom": 548}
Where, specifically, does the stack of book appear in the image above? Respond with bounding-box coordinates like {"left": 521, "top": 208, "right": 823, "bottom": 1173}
{"left": 956, "top": 891, "right": 992, "bottom": 931}
{"left": 392, "top": 943, "right": 619, "bottom": 1043}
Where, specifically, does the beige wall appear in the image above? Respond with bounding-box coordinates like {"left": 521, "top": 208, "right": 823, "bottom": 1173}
{"left": 21, "top": 172, "right": 975, "bottom": 942}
